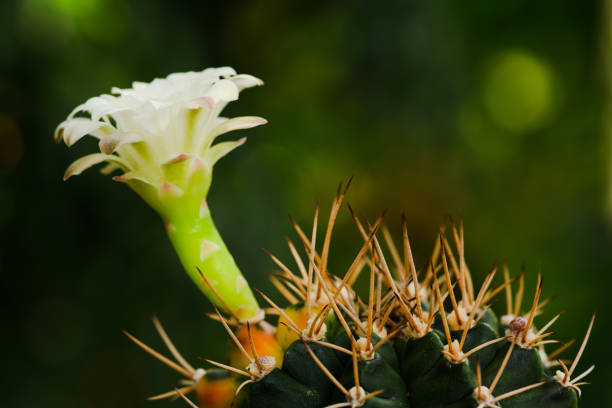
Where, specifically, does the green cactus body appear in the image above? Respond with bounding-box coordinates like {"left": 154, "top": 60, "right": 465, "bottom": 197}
{"left": 501, "top": 381, "right": 578, "bottom": 408}
{"left": 410, "top": 357, "right": 476, "bottom": 407}
{"left": 484, "top": 345, "right": 544, "bottom": 394}
{"left": 353, "top": 357, "right": 408, "bottom": 404}
{"left": 451, "top": 322, "right": 500, "bottom": 370}
{"left": 395, "top": 331, "right": 445, "bottom": 388}
{"left": 199, "top": 194, "right": 592, "bottom": 408}
{"left": 122, "top": 192, "right": 594, "bottom": 408}
{"left": 282, "top": 341, "right": 344, "bottom": 401}
{"left": 242, "top": 368, "right": 321, "bottom": 408}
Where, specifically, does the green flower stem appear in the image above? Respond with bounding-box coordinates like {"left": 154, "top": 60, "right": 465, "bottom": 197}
{"left": 165, "top": 209, "right": 260, "bottom": 321}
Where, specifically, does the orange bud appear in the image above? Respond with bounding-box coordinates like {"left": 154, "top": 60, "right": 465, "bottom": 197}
{"left": 195, "top": 372, "right": 237, "bottom": 408}
{"left": 228, "top": 324, "right": 283, "bottom": 369}
{"left": 276, "top": 303, "right": 320, "bottom": 350}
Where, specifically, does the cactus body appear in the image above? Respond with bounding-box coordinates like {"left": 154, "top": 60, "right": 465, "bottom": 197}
{"left": 174, "top": 195, "right": 592, "bottom": 408}
{"left": 123, "top": 191, "right": 595, "bottom": 408}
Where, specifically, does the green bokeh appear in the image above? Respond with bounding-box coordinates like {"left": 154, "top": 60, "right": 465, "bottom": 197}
{"left": 484, "top": 51, "right": 555, "bottom": 133}
{"left": 0, "top": 0, "right": 609, "bottom": 407}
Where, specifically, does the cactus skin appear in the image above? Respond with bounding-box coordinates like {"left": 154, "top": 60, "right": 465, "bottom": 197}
{"left": 241, "top": 369, "right": 321, "bottom": 408}
{"left": 226, "top": 297, "right": 585, "bottom": 408}
{"left": 282, "top": 341, "right": 345, "bottom": 401}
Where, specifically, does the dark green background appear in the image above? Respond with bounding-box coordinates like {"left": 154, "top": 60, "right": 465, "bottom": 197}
{"left": 0, "top": 0, "right": 609, "bottom": 406}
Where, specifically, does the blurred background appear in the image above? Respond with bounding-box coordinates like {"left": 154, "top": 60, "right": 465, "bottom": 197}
{"left": 1, "top": 0, "right": 609, "bottom": 406}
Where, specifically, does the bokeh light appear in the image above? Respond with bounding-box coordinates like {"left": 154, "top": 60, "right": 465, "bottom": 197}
{"left": 19, "top": 0, "right": 127, "bottom": 44}
{"left": 483, "top": 51, "right": 555, "bottom": 133}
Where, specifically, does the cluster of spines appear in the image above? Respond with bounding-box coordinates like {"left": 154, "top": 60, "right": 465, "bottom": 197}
{"left": 124, "top": 181, "right": 594, "bottom": 408}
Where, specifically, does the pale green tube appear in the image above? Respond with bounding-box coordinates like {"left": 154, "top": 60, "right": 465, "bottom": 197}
{"left": 165, "top": 209, "right": 259, "bottom": 321}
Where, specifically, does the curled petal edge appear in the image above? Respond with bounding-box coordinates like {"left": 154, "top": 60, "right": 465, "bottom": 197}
{"left": 63, "top": 153, "right": 130, "bottom": 181}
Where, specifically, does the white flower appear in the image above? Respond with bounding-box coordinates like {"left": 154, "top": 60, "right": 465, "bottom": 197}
{"left": 55, "top": 67, "right": 266, "bottom": 218}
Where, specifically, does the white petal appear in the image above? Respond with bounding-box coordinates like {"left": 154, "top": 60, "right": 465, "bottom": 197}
{"left": 100, "top": 162, "right": 120, "bottom": 175}
{"left": 78, "top": 95, "right": 121, "bottom": 121}
{"left": 209, "top": 116, "right": 267, "bottom": 140}
{"left": 186, "top": 96, "right": 215, "bottom": 110}
{"left": 98, "top": 132, "right": 143, "bottom": 154}
{"left": 209, "top": 66, "right": 237, "bottom": 78}
{"left": 112, "top": 172, "right": 156, "bottom": 186}
{"left": 207, "top": 79, "right": 239, "bottom": 102}
{"left": 205, "top": 137, "right": 247, "bottom": 166}
{"left": 57, "top": 67, "right": 265, "bottom": 186}
{"left": 230, "top": 74, "right": 264, "bottom": 90}
{"left": 64, "top": 153, "right": 129, "bottom": 180}
{"left": 54, "top": 118, "right": 111, "bottom": 146}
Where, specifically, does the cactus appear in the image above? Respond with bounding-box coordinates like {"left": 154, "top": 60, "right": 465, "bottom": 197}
{"left": 56, "top": 68, "right": 594, "bottom": 408}
{"left": 125, "top": 191, "right": 594, "bottom": 408}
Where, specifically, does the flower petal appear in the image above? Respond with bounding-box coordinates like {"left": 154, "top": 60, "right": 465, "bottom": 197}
{"left": 209, "top": 116, "right": 267, "bottom": 140}
{"left": 112, "top": 172, "right": 156, "bottom": 186}
{"left": 230, "top": 74, "right": 264, "bottom": 90}
{"left": 54, "top": 118, "right": 112, "bottom": 146}
{"left": 64, "top": 153, "right": 129, "bottom": 180}
{"left": 207, "top": 79, "right": 239, "bottom": 103}
{"left": 162, "top": 153, "right": 196, "bottom": 166}
{"left": 98, "top": 132, "right": 143, "bottom": 154}
{"left": 100, "top": 162, "right": 121, "bottom": 175}
{"left": 205, "top": 137, "right": 247, "bottom": 167}
{"left": 56, "top": 67, "right": 265, "bottom": 196}
{"left": 211, "top": 66, "right": 238, "bottom": 78}
{"left": 186, "top": 96, "right": 215, "bottom": 110}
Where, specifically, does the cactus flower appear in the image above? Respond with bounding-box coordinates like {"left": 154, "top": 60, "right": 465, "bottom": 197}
{"left": 55, "top": 67, "right": 266, "bottom": 321}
